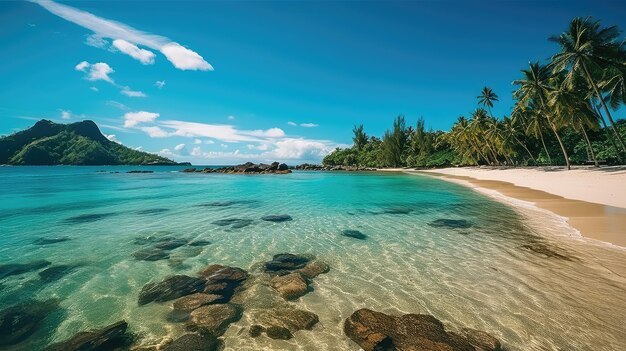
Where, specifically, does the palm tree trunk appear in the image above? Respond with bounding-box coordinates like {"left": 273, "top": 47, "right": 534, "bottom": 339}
{"left": 470, "top": 139, "right": 489, "bottom": 165}
{"left": 514, "top": 135, "right": 536, "bottom": 164}
{"left": 582, "top": 62, "right": 626, "bottom": 154}
{"left": 538, "top": 131, "right": 552, "bottom": 165}
{"left": 549, "top": 122, "right": 571, "bottom": 170}
{"left": 581, "top": 127, "right": 598, "bottom": 167}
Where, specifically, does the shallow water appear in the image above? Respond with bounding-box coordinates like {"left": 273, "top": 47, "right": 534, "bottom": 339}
{"left": 0, "top": 166, "right": 624, "bottom": 350}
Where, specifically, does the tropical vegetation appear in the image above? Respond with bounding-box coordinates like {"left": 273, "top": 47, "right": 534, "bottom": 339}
{"left": 323, "top": 17, "right": 626, "bottom": 169}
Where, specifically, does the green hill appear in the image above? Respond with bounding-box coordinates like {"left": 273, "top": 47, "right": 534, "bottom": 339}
{"left": 0, "top": 119, "right": 178, "bottom": 165}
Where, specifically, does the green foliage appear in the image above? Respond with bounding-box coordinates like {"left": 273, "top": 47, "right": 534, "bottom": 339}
{"left": 2, "top": 120, "right": 176, "bottom": 165}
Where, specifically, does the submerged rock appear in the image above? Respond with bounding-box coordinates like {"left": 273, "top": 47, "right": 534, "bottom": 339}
{"left": 164, "top": 333, "right": 218, "bottom": 351}
{"left": 155, "top": 239, "right": 188, "bottom": 250}
{"left": 296, "top": 260, "right": 330, "bottom": 279}
{"left": 264, "top": 253, "right": 309, "bottom": 273}
{"left": 249, "top": 325, "right": 264, "bottom": 337}
{"left": 0, "top": 260, "right": 51, "bottom": 279}
{"left": 186, "top": 303, "right": 242, "bottom": 337}
{"left": 344, "top": 309, "right": 501, "bottom": 351}
{"left": 198, "top": 265, "right": 249, "bottom": 301}
{"left": 38, "top": 264, "right": 79, "bottom": 282}
{"left": 250, "top": 307, "right": 319, "bottom": 337}
{"left": 45, "top": 320, "right": 133, "bottom": 351}
{"left": 266, "top": 326, "right": 293, "bottom": 340}
{"left": 136, "top": 208, "right": 170, "bottom": 215}
{"left": 132, "top": 248, "right": 170, "bottom": 261}
{"left": 173, "top": 293, "right": 224, "bottom": 312}
{"left": 138, "top": 275, "right": 206, "bottom": 305}
{"left": 188, "top": 240, "right": 211, "bottom": 247}
{"left": 261, "top": 214, "right": 293, "bottom": 223}
{"left": 272, "top": 273, "right": 309, "bottom": 300}
{"left": 0, "top": 299, "right": 59, "bottom": 347}
{"left": 32, "top": 237, "right": 71, "bottom": 245}
{"left": 429, "top": 218, "right": 473, "bottom": 229}
{"left": 342, "top": 229, "right": 367, "bottom": 240}
{"left": 382, "top": 207, "right": 413, "bottom": 215}
{"left": 211, "top": 218, "right": 253, "bottom": 228}
{"left": 65, "top": 212, "right": 117, "bottom": 224}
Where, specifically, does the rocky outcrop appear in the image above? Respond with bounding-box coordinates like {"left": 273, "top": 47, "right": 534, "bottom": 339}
{"left": 248, "top": 307, "right": 319, "bottom": 340}
{"left": 0, "top": 299, "right": 60, "bottom": 347}
{"left": 271, "top": 273, "right": 309, "bottom": 300}
{"left": 164, "top": 333, "right": 218, "bottom": 351}
{"left": 45, "top": 321, "right": 133, "bottom": 351}
{"left": 260, "top": 214, "right": 293, "bottom": 223}
{"left": 264, "top": 253, "right": 310, "bottom": 273}
{"left": 344, "top": 309, "right": 501, "bottom": 351}
{"left": 138, "top": 275, "right": 206, "bottom": 305}
{"left": 0, "top": 259, "right": 51, "bottom": 279}
{"left": 295, "top": 164, "right": 377, "bottom": 171}
{"left": 183, "top": 162, "right": 291, "bottom": 174}
{"left": 172, "top": 293, "right": 224, "bottom": 312}
{"left": 342, "top": 229, "right": 368, "bottom": 240}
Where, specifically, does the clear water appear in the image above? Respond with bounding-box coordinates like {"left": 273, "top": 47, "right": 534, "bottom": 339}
{"left": 0, "top": 166, "right": 624, "bottom": 350}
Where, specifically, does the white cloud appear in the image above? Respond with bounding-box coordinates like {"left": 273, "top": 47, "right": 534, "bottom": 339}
{"left": 85, "top": 34, "right": 108, "bottom": 49}
{"left": 191, "top": 147, "right": 202, "bottom": 156}
{"left": 106, "top": 100, "right": 128, "bottom": 110}
{"left": 194, "top": 138, "right": 202, "bottom": 144}
{"left": 105, "top": 134, "right": 121, "bottom": 144}
{"left": 157, "top": 120, "right": 285, "bottom": 143}
{"left": 227, "top": 115, "right": 235, "bottom": 120}
{"left": 265, "top": 138, "right": 335, "bottom": 160}
{"left": 75, "top": 61, "right": 114, "bottom": 83}
{"left": 141, "top": 126, "right": 169, "bottom": 138}
{"left": 220, "top": 144, "right": 228, "bottom": 148}
{"left": 158, "top": 148, "right": 173, "bottom": 156}
{"left": 300, "top": 123, "right": 319, "bottom": 128}
{"left": 112, "top": 39, "right": 156, "bottom": 65}
{"left": 155, "top": 80, "right": 165, "bottom": 89}
{"left": 120, "top": 87, "right": 146, "bottom": 97}
{"left": 204, "top": 140, "right": 215, "bottom": 144}
{"left": 174, "top": 143, "right": 186, "bottom": 151}
{"left": 134, "top": 146, "right": 143, "bottom": 151}
{"left": 123, "top": 111, "right": 159, "bottom": 128}
{"left": 90, "top": 86, "right": 99, "bottom": 92}
{"left": 246, "top": 128, "right": 285, "bottom": 138}
{"left": 287, "top": 121, "right": 297, "bottom": 126}
{"left": 33, "top": 0, "right": 212, "bottom": 71}
{"left": 60, "top": 109, "right": 71, "bottom": 119}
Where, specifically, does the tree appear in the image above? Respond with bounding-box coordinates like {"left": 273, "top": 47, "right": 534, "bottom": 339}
{"left": 549, "top": 17, "right": 626, "bottom": 154}
{"left": 477, "top": 87, "right": 499, "bottom": 117}
{"left": 381, "top": 115, "right": 407, "bottom": 167}
{"left": 352, "top": 124, "right": 368, "bottom": 151}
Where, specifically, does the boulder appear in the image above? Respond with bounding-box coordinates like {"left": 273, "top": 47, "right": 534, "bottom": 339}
{"left": 344, "top": 309, "right": 501, "bottom": 351}
{"left": 460, "top": 328, "right": 502, "bottom": 351}
{"left": 271, "top": 273, "right": 309, "bottom": 300}
{"left": 264, "top": 253, "right": 309, "bottom": 273}
{"left": 250, "top": 307, "right": 319, "bottom": 334}
{"left": 266, "top": 326, "right": 293, "bottom": 340}
{"left": 173, "top": 293, "right": 224, "bottom": 312}
{"left": 164, "top": 333, "right": 218, "bottom": 351}
{"left": 198, "top": 265, "right": 248, "bottom": 282}
{"left": 261, "top": 214, "right": 293, "bottom": 223}
{"left": 38, "top": 264, "right": 79, "bottom": 282}
{"left": 188, "top": 240, "right": 211, "bottom": 247}
{"left": 296, "top": 260, "right": 330, "bottom": 279}
{"left": 186, "top": 304, "right": 242, "bottom": 337}
{"left": 249, "top": 325, "right": 264, "bottom": 337}
{"left": 342, "top": 229, "right": 367, "bottom": 240}
{"left": 45, "top": 321, "right": 132, "bottom": 351}
{"left": 0, "top": 299, "right": 59, "bottom": 346}
{"left": 138, "top": 275, "right": 206, "bottom": 305}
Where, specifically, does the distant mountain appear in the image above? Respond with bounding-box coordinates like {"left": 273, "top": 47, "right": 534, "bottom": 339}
{"left": 0, "top": 119, "right": 179, "bottom": 165}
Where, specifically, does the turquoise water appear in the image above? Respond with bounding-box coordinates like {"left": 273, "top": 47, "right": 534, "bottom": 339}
{"left": 1, "top": 166, "right": 625, "bottom": 350}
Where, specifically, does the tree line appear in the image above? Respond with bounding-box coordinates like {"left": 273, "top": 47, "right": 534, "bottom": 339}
{"left": 323, "top": 17, "right": 626, "bottom": 169}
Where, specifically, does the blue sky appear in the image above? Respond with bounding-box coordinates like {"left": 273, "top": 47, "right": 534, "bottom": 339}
{"left": 1, "top": 0, "right": 625, "bottom": 164}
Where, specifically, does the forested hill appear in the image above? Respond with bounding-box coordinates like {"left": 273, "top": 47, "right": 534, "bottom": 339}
{"left": 0, "top": 119, "right": 178, "bottom": 165}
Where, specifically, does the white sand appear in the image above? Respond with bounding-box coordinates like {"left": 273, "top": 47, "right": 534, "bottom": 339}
{"left": 420, "top": 166, "right": 626, "bottom": 209}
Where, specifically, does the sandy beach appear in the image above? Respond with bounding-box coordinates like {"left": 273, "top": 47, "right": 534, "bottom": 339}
{"left": 413, "top": 166, "right": 626, "bottom": 247}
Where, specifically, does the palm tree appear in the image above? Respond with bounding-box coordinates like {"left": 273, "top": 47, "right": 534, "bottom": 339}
{"left": 513, "top": 62, "right": 571, "bottom": 170}
{"left": 549, "top": 17, "right": 626, "bottom": 154}
{"left": 502, "top": 116, "right": 536, "bottom": 164}
{"left": 512, "top": 103, "right": 551, "bottom": 164}
{"left": 470, "top": 108, "right": 500, "bottom": 164}
{"left": 477, "top": 87, "right": 499, "bottom": 117}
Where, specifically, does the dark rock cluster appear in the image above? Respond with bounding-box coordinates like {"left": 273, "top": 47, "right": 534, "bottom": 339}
{"left": 183, "top": 162, "right": 290, "bottom": 174}
{"left": 294, "top": 163, "right": 377, "bottom": 171}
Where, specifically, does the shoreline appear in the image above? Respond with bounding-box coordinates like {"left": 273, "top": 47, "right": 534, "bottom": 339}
{"left": 407, "top": 167, "right": 626, "bottom": 248}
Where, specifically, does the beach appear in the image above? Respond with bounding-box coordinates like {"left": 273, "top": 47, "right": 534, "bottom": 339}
{"left": 414, "top": 166, "right": 626, "bottom": 248}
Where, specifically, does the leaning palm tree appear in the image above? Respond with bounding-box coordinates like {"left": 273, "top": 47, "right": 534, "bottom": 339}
{"left": 513, "top": 62, "right": 571, "bottom": 169}
{"left": 470, "top": 108, "right": 500, "bottom": 164}
{"left": 512, "top": 103, "right": 551, "bottom": 164}
{"left": 477, "top": 87, "right": 499, "bottom": 117}
{"left": 549, "top": 17, "right": 626, "bottom": 153}
{"left": 502, "top": 116, "right": 536, "bottom": 165}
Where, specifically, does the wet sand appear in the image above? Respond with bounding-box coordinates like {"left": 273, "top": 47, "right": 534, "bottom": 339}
{"left": 415, "top": 169, "right": 626, "bottom": 248}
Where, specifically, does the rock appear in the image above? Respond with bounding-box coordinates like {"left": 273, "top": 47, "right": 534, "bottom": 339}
{"left": 272, "top": 273, "right": 309, "bottom": 300}
{"left": 211, "top": 218, "right": 253, "bottom": 228}
{"left": 252, "top": 307, "right": 319, "bottom": 332}
{"left": 0, "top": 299, "right": 59, "bottom": 346}
{"left": 261, "top": 214, "right": 292, "bottom": 222}
{"left": 155, "top": 239, "right": 188, "bottom": 250}
{"left": 45, "top": 320, "right": 132, "bottom": 351}
{"left": 182, "top": 168, "right": 197, "bottom": 173}
{"left": 173, "top": 293, "right": 224, "bottom": 312}
{"left": 344, "top": 309, "right": 500, "bottom": 351}
{"left": 132, "top": 248, "right": 170, "bottom": 261}
{"left": 188, "top": 240, "right": 211, "bottom": 247}
{"left": 249, "top": 325, "right": 264, "bottom": 337}
{"left": 186, "top": 304, "right": 242, "bottom": 337}
{"left": 0, "top": 260, "right": 51, "bottom": 279}
{"left": 32, "top": 237, "right": 71, "bottom": 245}
{"left": 185, "top": 162, "right": 292, "bottom": 174}
{"left": 460, "top": 328, "right": 502, "bottom": 351}
{"left": 38, "top": 264, "right": 79, "bottom": 282}
{"left": 382, "top": 207, "right": 413, "bottom": 214}
{"left": 429, "top": 219, "right": 472, "bottom": 229}
{"left": 264, "top": 253, "right": 309, "bottom": 273}
{"left": 138, "top": 275, "right": 206, "bottom": 305}
{"left": 164, "top": 333, "right": 218, "bottom": 351}
{"left": 342, "top": 229, "right": 367, "bottom": 240}
{"left": 277, "top": 163, "right": 289, "bottom": 171}
{"left": 65, "top": 212, "right": 117, "bottom": 224}
{"left": 136, "top": 208, "right": 170, "bottom": 215}
{"left": 127, "top": 170, "right": 154, "bottom": 173}
{"left": 198, "top": 265, "right": 248, "bottom": 282}
{"left": 296, "top": 260, "right": 330, "bottom": 279}
{"left": 266, "top": 326, "right": 293, "bottom": 340}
